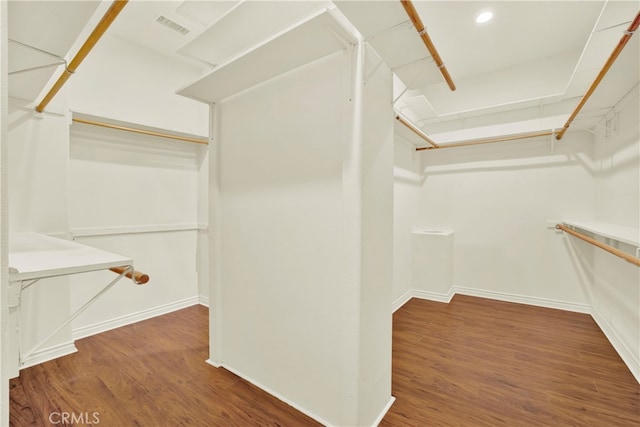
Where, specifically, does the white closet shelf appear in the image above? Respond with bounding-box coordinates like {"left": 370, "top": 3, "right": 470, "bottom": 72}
{"left": 8, "top": 232, "right": 146, "bottom": 366}
{"left": 561, "top": 220, "right": 640, "bottom": 247}
{"left": 9, "top": 232, "right": 133, "bottom": 282}
{"left": 177, "top": 8, "right": 356, "bottom": 104}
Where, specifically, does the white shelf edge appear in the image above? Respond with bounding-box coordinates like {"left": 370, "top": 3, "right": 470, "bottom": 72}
{"left": 412, "top": 229, "right": 454, "bottom": 236}
{"left": 71, "top": 223, "right": 205, "bottom": 238}
{"left": 177, "top": 8, "right": 357, "bottom": 104}
{"left": 562, "top": 220, "right": 640, "bottom": 247}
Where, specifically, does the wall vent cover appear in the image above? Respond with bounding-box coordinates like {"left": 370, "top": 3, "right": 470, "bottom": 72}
{"left": 155, "top": 16, "right": 190, "bottom": 35}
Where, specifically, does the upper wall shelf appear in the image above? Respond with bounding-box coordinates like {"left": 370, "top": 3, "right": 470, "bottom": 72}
{"left": 177, "top": 8, "right": 356, "bottom": 104}
{"left": 562, "top": 220, "right": 639, "bottom": 247}
{"left": 8, "top": 1, "right": 101, "bottom": 101}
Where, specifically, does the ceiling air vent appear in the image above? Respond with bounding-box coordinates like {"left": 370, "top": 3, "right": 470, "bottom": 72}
{"left": 155, "top": 15, "right": 190, "bottom": 35}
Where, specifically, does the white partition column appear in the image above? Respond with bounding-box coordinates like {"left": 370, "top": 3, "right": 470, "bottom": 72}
{"left": 180, "top": 10, "right": 394, "bottom": 426}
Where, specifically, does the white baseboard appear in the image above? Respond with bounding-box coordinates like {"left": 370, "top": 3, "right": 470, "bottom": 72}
{"left": 393, "top": 287, "right": 455, "bottom": 312}
{"left": 199, "top": 295, "right": 210, "bottom": 307}
{"left": 412, "top": 288, "right": 455, "bottom": 304}
{"left": 394, "top": 286, "right": 591, "bottom": 315}
{"left": 221, "top": 363, "right": 333, "bottom": 427}
{"left": 72, "top": 296, "right": 200, "bottom": 340}
{"left": 205, "top": 358, "right": 222, "bottom": 368}
{"left": 372, "top": 396, "right": 396, "bottom": 427}
{"left": 392, "top": 290, "right": 413, "bottom": 313}
{"left": 20, "top": 341, "right": 78, "bottom": 370}
{"left": 453, "top": 286, "right": 591, "bottom": 314}
{"left": 591, "top": 306, "right": 640, "bottom": 383}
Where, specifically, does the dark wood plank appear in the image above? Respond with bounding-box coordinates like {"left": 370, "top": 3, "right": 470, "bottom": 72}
{"left": 10, "top": 296, "right": 640, "bottom": 426}
{"left": 382, "top": 295, "right": 640, "bottom": 427}
{"left": 10, "top": 305, "right": 320, "bottom": 427}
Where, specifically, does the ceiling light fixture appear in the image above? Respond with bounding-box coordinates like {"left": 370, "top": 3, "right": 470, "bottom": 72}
{"left": 475, "top": 11, "right": 493, "bottom": 24}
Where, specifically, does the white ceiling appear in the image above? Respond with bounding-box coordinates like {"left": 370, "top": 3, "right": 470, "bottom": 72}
{"left": 7, "top": 0, "right": 639, "bottom": 144}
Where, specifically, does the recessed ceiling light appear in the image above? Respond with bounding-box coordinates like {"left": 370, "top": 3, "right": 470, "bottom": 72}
{"left": 475, "top": 11, "right": 493, "bottom": 24}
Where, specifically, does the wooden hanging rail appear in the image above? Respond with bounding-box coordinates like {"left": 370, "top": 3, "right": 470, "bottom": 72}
{"left": 400, "top": 0, "right": 456, "bottom": 91}
{"left": 416, "top": 130, "right": 555, "bottom": 151}
{"left": 72, "top": 117, "right": 209, "bottom": 145}
{"left": 556, "top": 224, "right": 640, "bottom": 267}
{"left": 109, "top": 266, "right": 150, "bottom": 284}
{"left": 556, "top": 10, "right": 640, "bottom": 140}
{"left": 35, "top": 0, "right": 129, "bottom": 113}
{"left": 396, "top": 114, "right": 439, "bottom": 148}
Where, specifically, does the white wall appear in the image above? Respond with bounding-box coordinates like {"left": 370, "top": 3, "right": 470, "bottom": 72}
{"left": 8, "top": 103, "right": 69, "bottom": 235}
{"left": 413, "top": 132, "right": 595, "bottom": 310}
{"left": 392, "top": 137, "right": 421, "bottom": 305}
{"left": 590, "top": 89, "right": 639, "bottom": 381}
{"left": 68, "top": 123, "right": 205, "bottom": 336}
{"left": 62, "top": 32, "right": 210, "bottom": 335}
{"left": 68, "top": 33, "right": 208, "bottom": 137}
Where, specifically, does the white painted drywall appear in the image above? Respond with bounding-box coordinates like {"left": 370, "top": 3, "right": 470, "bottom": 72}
{"left": 68, "top": 123, "right": 201, "bottom": 229}
{"left": 590, "top": 89, "right": 639, "bottom": 381}
{"left": 7, "top": 99, "right": 73, "bottom": 373}
{"left": 414, "top": 132, "right": 595, "bottom": 309}
{"left": 8, "top": 103, "right": 69, "bottom": 235}
{"left": 393, "top": 138, "right": 421, "bottom": 304}
{"left": 68, "top": 33, "right": 209, "bottom": 137}
{"left": 212, "top": 44, "right": 393, "bottom": 425}
{"left": 65, "top": 33, "right": 212, "bottom": 322}
{"left": 68, "top": 123, "right": 203, "bottom": 332}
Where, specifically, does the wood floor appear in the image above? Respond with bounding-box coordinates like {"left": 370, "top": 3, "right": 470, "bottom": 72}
{"left": 10, "top": 296, "right": 639, "bottom": 426}
{"left": 381, "top": 296, "right": 639, "bottom": 426}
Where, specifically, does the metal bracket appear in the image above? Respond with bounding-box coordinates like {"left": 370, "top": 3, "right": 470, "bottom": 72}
{"left": 8, "top": 39, "right": 69, "bottom": 75}
{"left": 19, "top": 267, "right": 131, "bottom": 364}
{"left": 9, "top": 61, "right": 67, "bottom": 75}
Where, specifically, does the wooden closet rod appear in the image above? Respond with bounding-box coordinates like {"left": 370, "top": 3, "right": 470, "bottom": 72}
{"left": 396, "top": 115, "right": 440, "bottom": 148}
{"left": 72, "top": 117, "right": 209, "bottom": 145}
{"left": 110, "top": 266, "right": 150, "bottom": 284}
{"left": 556, "top": 11, "right": 640, "bottom": 140}
{"left": 35, "top": 0, "right": 129, "bottom": 113}
{"left": 400, "top": 0, "right": 456, "bottom": 91}
{"left": 556, "top": 224, "right": 640, "bottom": 267}
{"left": 416, "top": 130, "right": 555, "bottom": 151}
